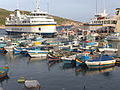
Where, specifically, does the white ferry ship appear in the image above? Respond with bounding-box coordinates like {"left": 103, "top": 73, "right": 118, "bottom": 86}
{"left": 5, "top": 7, "right": 57, "bottom": 37}
{"left": 84, "top": 10, "right": 117, "bottom": 31}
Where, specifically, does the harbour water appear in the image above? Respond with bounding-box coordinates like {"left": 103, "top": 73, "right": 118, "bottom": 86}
{"left": 0, "top": 29, "right": 120, "bottom": 90}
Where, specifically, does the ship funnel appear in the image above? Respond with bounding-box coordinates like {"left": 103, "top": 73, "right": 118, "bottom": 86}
{"left": 14, "top": 9, "right": 21, "bottom": 17}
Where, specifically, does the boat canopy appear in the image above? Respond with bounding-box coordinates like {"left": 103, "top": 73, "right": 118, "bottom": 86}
{"left": 89, "top": 55, "right": 113, "bottom": 62}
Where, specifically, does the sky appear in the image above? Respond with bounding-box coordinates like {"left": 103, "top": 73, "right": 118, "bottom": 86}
{"left": 0, "top": 0, "right": 120, "bottom": 22}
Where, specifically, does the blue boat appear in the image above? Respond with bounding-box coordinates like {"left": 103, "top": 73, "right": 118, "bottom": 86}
{"left": 13, "top": 47, "right": 22, "bottom": 54}
{"left": 75, "top": 54, "right": 90, "bottom": 67}
{"left": 0, "top": 42, "right": 7, "bottom": 53}
{"left": 85, "top": 55, "right": 116, "bottom": 69}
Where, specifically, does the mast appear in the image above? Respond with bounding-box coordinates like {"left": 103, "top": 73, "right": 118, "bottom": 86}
{"left": 96, "top": 0, "right": 98, "bottom": 14}
{"left": 47, "top": 2, "right": 49, "bottom": 13}
{"left": 17, "top": 0, "right": 20, "bottom": 9}
{"left": 103, "top": 0, "right": 106, "bottom": 15}
{"left": 36, "top": 0, "right": 40, "bottom": 11}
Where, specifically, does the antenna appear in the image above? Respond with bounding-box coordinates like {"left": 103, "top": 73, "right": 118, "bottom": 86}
{"left": 103, "top": 0, "right": 106, "bottom": 14}
{"left": 17, "top": 3, "right": 19, "bottom": 9}
{"left": 17, "top": 0, "right": 20, "bottom": 9}
{"left": 47, "top": 2, "right": 49, "bottom": 13}
{"left": 103, "top": 0, "right": 105, "bottom": 11}
{"left": 96, "top": 0, "right": 98, "bottom": 14}
{"left": 36, "top": 0, "right": 40, "bottom": 10}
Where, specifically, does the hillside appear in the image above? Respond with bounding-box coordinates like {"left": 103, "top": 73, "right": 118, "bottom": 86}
{"left": 0, "top": 8, "right": 11, "bottom": 25}
{"left": 52, "top": 16, "right": 82, "bottom": 26}
{"left": 0, "top": 8, "right": 82, "bottom": 26}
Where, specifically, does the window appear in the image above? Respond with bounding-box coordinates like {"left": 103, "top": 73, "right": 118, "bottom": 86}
{"left": 39, "top": 28, "right": 41, "bottom": 31}
{"left": 111, "top": 20, "right": 117, "bottom": 24}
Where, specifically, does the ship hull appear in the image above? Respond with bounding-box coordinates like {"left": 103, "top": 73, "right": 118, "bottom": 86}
{"left": 5, "top": 24, "right": 57, "bottom": 38}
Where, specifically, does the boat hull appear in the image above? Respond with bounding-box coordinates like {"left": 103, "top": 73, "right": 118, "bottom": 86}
{"left": 13, "top": 48, "right": 22, "bottom": 54}
{"left": 5, "top": 24, "right": 57, "bottom": 37}
{"left": 27, "top": 50, "right": 48, "bottom": 58}
{"left": 85, "top": 60, "right": 116, "bottom": 69}
{"left": 98, "top": 48, "right": 118, "bottom": 52}
{"left": 47, "top": 54, "right": 61, "bottom": 61}
{"left": 28, "top": 53, "right": 48, "bottom": 57}
{"left": 61, "top": 55, "right": 76, "bottom": 64}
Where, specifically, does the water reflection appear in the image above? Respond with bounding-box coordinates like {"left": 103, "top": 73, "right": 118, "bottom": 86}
{"left": 48, "top": 60, "right": 62, "bottom": 67}
{"left": 62, "top": 63, "right": 75, "bottom": 69}
{"left": 27, "top": 57, "right": 47, "bottom": 64}
{"left": 5, "top": 53, "right": 21, "bottom": 60}
{"left": 75, "top": 66, "right": 115, "bottom": 76}
{"left": 47, "top": 60, "right": 62, "bottom": 71}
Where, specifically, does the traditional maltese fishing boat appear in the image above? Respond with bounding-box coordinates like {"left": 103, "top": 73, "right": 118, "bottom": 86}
{"left": 85, "top": 55, "right": 116, "bottom": 69}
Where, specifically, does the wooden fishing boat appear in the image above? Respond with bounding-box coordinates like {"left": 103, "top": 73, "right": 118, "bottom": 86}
{"left": 85, "top": 55, "right": 116, "bottom": 69}
{"left": 47, "top": 53, "right": 61, "bottom": 61}
{"left": 0, "top": 66, "right": 9, "bottom": 78}
{"left": 98, "top": 48, "right": 118, "bottom": 52}
{"left": 4, "top": 42, "right": 19, "bottom": 53}
{"left": 0, "top": 47, "right": 7, "bottom": 53}
{"left": 27, "top": 50, "right": 48, "bottom": 58}
{"left": 61, "top": 55, "right": 76, "bottom": 64}
{"left": 4, "top": 46, "right": 14, "bottom": 53}
{"left": 98, "top": 40, "right": 118, "bottom": 52}
{"left": 13, "top": 47, "right": 22, "bottom": 54}
{"left": 75, "top": 54, "right": 90, "bottom": 67}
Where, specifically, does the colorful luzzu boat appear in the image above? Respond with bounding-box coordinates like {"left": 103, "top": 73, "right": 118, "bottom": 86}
{"left": 47, "top": 53, "right": 61, "bottom": 61}
{"left": 85, "top": 55, "right": 116, "bottom": 69}
{"left": 75, "top": 54, "right": 90, "bottom": 67}
{"left": 61, "top": 55, "right": 76, "bottom": 64}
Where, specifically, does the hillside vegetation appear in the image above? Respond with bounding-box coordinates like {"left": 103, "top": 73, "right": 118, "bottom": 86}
{"left": 0, "top": 8, "right": 82, "bottom": 26}
{"left": 0, "top": 8, "right": 11, "bottom": 25}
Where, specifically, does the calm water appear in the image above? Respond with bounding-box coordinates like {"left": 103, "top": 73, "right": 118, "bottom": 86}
{"left": 1, "top": 52, "right": 120, "bottom": 90}
{"left": 1, "top": 53, "right": 120, "bottom": 90}
{"left": 1, "top": 29, "right": 120, "bottom": 90}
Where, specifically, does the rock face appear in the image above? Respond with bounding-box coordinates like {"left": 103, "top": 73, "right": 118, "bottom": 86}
{"left": 0, "top": 8, "right": 82, "bottom": 26}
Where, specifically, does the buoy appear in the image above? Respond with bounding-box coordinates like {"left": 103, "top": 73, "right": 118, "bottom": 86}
{"left": 17, "top": 77, "right": 25, "bottom": 83}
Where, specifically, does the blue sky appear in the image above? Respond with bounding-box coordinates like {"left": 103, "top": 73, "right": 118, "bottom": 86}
{"left": 0, "top": 0, "right": 120, "bottom": 22}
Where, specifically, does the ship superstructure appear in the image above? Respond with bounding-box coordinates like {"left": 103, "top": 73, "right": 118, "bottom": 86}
{"left": 86, "top": 10, "right": 117, "bottom": 31}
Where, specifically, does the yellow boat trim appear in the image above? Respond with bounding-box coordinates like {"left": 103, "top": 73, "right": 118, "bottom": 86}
{"left": 76, "top": 58, "right": 83, "bottom": 63}
{"left": 5, "top": 24, "right": 56, "bottom": 27}
{"left": 89, "top": 25, "right": 103, "bottom": 26}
